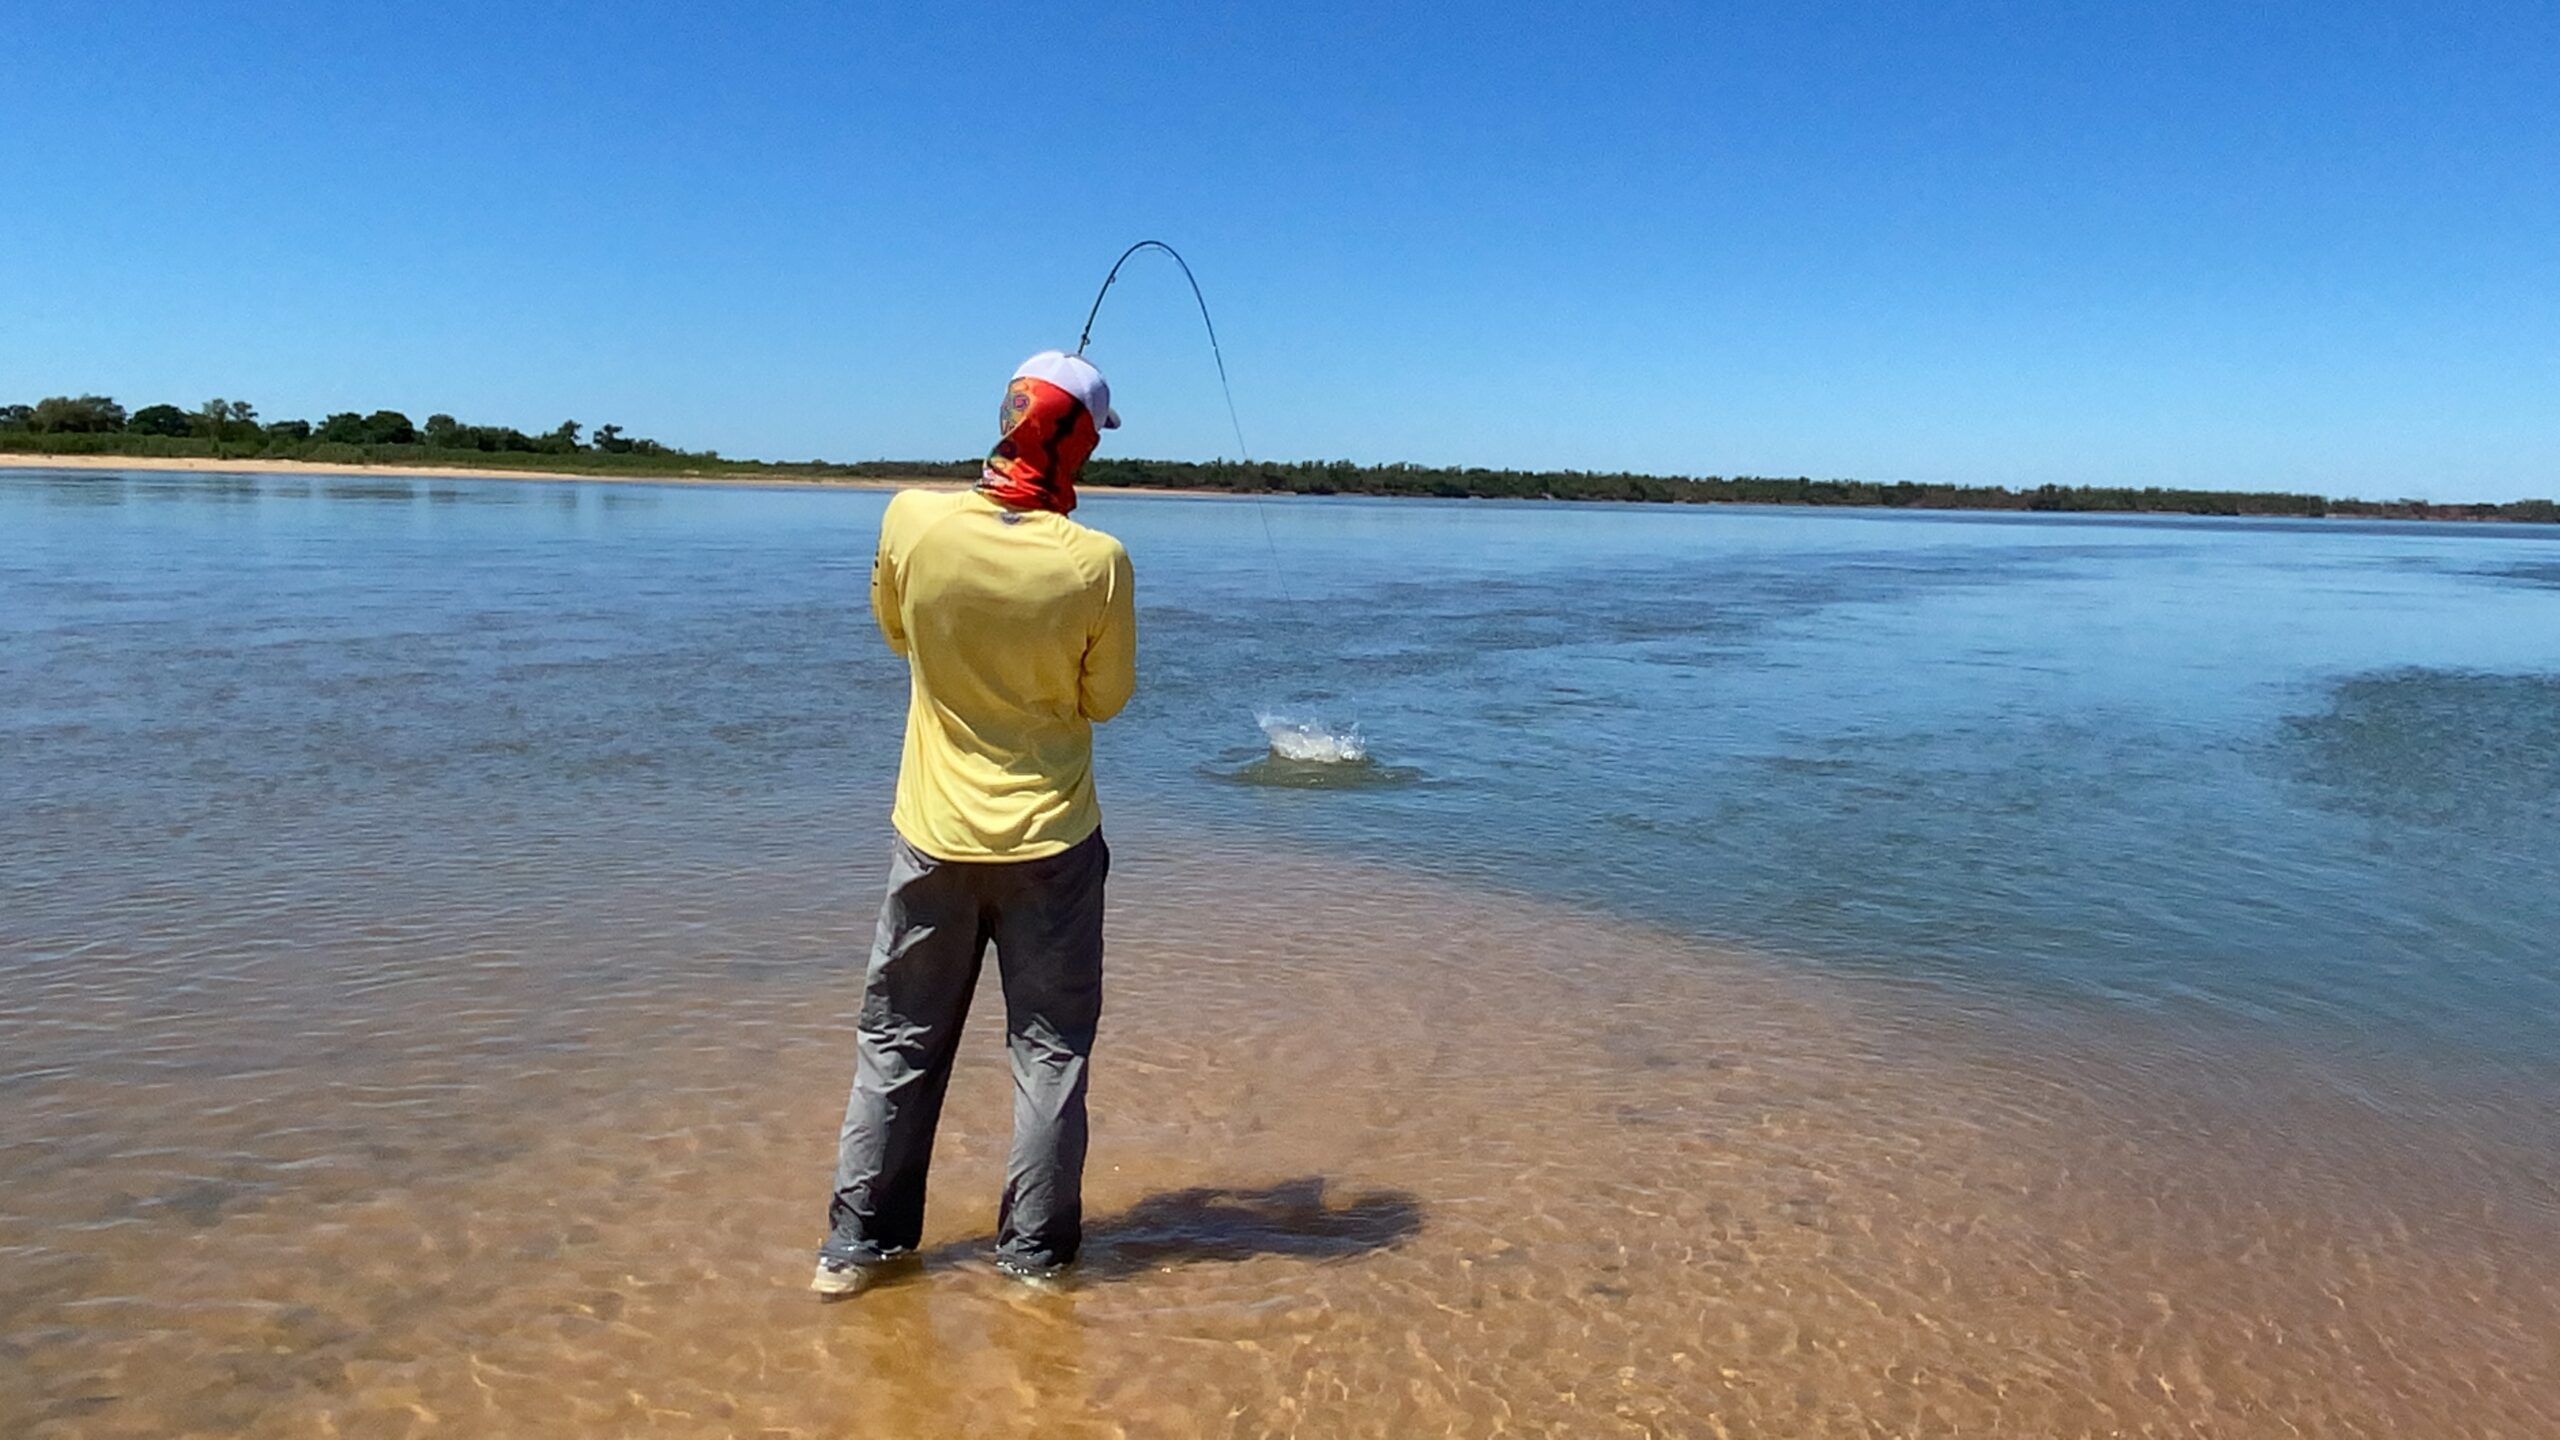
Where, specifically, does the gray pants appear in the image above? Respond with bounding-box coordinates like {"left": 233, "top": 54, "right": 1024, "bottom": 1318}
{"left": 822, "top": 830, "right": 1107, "bottom": 1271}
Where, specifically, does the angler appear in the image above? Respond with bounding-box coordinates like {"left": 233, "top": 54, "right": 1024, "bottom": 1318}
{"left": 812, "top": 348, "right": 1137, "bottom": 1294}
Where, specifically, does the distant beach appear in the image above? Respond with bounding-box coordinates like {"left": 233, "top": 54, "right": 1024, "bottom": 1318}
{"left": 1, "top": 451, "right": 903, "bottom": 490}
{"left": 0, "top": 453, "right": 1250, "bottom": 500}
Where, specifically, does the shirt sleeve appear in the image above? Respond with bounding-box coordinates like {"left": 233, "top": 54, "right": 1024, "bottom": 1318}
{"left": 869, "top": 500, "right": 908, "bottom": 657}
{"left": 1079, "top": 543, "right": 1136, "bottom": 721}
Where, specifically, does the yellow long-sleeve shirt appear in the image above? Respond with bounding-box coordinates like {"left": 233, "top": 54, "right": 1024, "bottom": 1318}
{"left": 871, "top": 488, "right": 1136, "bottom": 861}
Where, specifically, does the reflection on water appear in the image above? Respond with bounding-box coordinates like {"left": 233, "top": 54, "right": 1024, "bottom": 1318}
{"left": 4, "top": 469, "right": 2559, "bottom": 1435}
{"left": 321, "top": 479, "right": 422, "bottom": 502}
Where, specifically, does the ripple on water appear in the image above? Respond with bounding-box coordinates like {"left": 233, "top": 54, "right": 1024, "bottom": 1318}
{"left": 3, "top": 828, "right": 2555, "bottom": 1438}
{"left": 2279, "top": 666, "right": 2560, "bottom": 832}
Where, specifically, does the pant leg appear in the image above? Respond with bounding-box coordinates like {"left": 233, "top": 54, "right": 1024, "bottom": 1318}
{"left": 986, "top": 830, "right": 1109, "bottom": 1269}
{"left": 824, "top": 837, "right": 989, "bottom": 1261}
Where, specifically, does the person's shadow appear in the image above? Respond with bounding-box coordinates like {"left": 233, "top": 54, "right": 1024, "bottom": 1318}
{"left": 929, "top": 1176, "right": 1423, "bottom": 1282}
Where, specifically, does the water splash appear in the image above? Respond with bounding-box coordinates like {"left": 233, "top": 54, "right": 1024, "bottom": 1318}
{"left": 1257, "top": 712, "right": 1368, "bottom": 764}
{"left": 1202, "top": 713, "right": 1421, "bottom": 789}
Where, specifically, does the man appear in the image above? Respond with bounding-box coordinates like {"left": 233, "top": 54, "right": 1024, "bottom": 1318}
{"left": 813, "top": 350, "right": 1137, "bottom": 1296}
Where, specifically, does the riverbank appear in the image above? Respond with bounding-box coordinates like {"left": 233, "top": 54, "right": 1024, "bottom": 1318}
{"left": 0, "top": 451, "right": 902, "bottom": 489}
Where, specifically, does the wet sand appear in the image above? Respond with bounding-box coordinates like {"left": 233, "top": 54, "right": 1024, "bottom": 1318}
{"left": 5, "top": 831, "right": 2554, "bottom": 1438}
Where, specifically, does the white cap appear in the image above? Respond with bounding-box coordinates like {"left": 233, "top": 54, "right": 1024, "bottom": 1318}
{"left": 1014, "top": 350, "right": 1121, "bottom": 429}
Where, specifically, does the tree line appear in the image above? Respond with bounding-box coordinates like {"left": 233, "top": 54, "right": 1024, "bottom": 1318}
{"left": 1, "top": 394, "right": 699, "bottom": 461}
{"left": 6, "top": 392, "right": 2552, "bottom": 522}
{"left": 822, "top": 456, "right": 2559, "bottom": 523}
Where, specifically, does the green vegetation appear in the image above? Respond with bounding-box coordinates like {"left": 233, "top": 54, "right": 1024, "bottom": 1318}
{"left": 4, "top": 392, "right": 2552, "bottom": 522}
{"left": 0, "top": 393, "right": 700, "bottom": 472}
{"left": 1066, "top": 460, "right": 2560, "bottom": 523}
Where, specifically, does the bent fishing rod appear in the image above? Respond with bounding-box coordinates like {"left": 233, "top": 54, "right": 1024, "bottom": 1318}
{"left": 1074, "top": 240, "right": 1251, "bottom": 464}
{"left": 1072, "top": 240, "right": 1291, "bottom": 605}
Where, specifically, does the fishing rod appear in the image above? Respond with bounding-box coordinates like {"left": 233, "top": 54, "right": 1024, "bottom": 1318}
{"left": 1077, "top": 242, "right": 1382, "bottom": 765}
{"left": 1076, "top": 240, "right": 1252, "bottom": 465}
{"left": 1074, "top": 240, "right": 1291, "bottom": 605}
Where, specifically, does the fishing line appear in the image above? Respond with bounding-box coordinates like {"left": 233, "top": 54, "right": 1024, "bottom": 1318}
{"left": 1076, "top": 242, "right": 1370, "bottom": 772}
{"left": 1074, "top": 240, "right": 1294, "bottom": 608}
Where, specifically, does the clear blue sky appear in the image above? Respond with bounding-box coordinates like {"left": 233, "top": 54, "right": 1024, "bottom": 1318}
{"left": 6, "top": 1, "right": 2555, "bottom": 499}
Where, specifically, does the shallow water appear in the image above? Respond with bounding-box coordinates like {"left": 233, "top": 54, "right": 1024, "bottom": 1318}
{"left": 4, "top": 469, "right": 2557, "bottom": 1436}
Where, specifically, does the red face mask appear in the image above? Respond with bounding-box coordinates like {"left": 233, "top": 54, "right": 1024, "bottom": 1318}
{"left": 980, "top": 377, "right": 1096, "bottom": 514}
